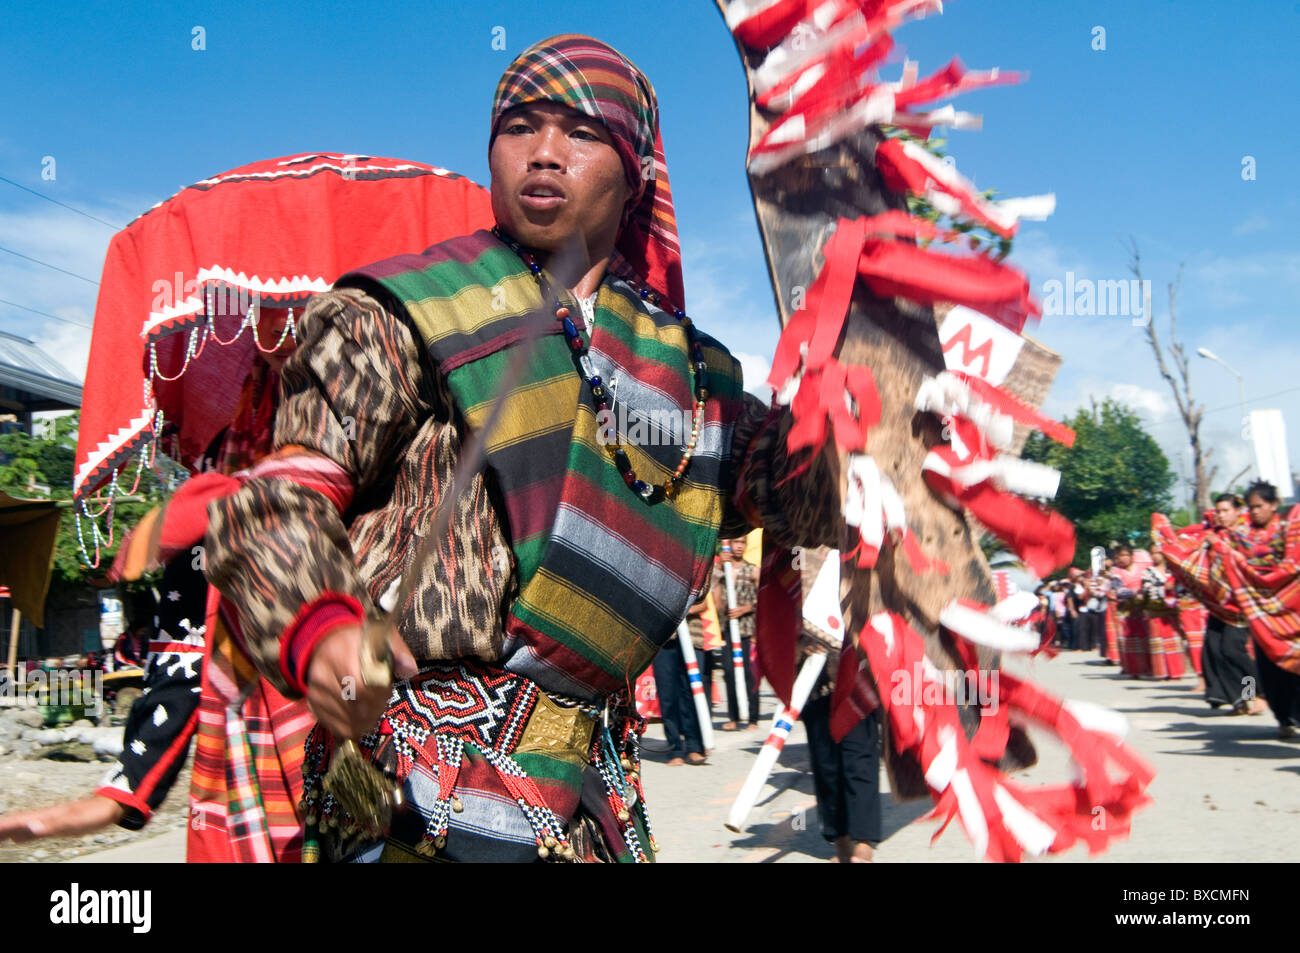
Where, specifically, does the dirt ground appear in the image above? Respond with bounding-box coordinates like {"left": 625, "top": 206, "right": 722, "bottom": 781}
{"left": 0, "top": 709, "right": 194, "bottom": 863}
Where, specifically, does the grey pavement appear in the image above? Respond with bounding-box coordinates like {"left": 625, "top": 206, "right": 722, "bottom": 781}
{"left": 640, "top": 650, "right": 1300, "bottom": 863}
{"left": 64, "top": 650, "right": 1300, "bottom": 863}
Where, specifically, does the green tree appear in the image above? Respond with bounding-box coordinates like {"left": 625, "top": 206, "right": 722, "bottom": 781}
{"left": 0, "top": 413, "right": 181, "bottom": 588}
{"left": 1022, "top": 398, "right": 1176, "bottom": 564}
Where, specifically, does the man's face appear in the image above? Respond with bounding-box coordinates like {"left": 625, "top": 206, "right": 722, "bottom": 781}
{"left": 490, "top": 102, "right": 633, "bottom": 264}
{"left": 729, "top": 537, "right": 746, "bottom": 561}
{"left": 1214, "top": 499, "right": 1241, "bottom": 529}
{"left": 1115, "top": 550, "right": 1132, "bottom": 569}
{"left": 1247, "top": 494, "right": 1277, "bottom": 528}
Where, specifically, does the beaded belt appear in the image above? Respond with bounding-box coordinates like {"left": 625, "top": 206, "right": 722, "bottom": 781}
{"left": 300, "top": 658, "right": 657, "bottom": 862}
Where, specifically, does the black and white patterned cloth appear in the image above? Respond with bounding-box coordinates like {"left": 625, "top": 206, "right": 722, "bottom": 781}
{"left": 97, "top": 556, "right": 207, "bottom": 829}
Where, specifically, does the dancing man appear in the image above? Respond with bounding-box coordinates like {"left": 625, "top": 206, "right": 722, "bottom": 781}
{"left": 203, "top": 34, "right": 841, "bottom": 862}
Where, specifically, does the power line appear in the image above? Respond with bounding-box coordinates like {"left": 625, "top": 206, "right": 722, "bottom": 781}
{"left": 1202, "top": 385, "right": 1300, "bottom": 417}
{"left": 0, "top": 296, "right": 92, "bottom": 330}
{"left": 0, "top": 174, "right": 123, "bottom": 231}
{"left": 0, "top": 244, "right": 98, "bottom": 285}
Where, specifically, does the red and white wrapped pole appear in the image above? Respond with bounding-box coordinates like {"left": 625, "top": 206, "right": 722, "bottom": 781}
{"left": 678, "top": 620, "right": 715, "bottom": 752}
{"left": 725, "top": 650, "right": 828, "bottom": 832}
{"left": 726, "top": 551, "right": 844, "bottom": 832}
{"left": 722, "top": 558, "right": 751, "bottom": 724}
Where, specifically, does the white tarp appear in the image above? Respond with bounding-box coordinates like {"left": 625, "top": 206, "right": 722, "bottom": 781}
{"left": 1249, "top": 409, "right": 1295, "bottom": 500}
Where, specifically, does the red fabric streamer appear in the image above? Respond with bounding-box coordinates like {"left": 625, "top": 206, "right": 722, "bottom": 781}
{"left": 924, "top": 458, "right": 1074, "bottom": 578}
{"left": 758, "top": 34, "right": 895, "bottom": 113}
{"left": 828, "top": 643, "right": 880, "bottom": 741}
{"left": 756, "top": 537, "right": 803, "bottom": 706}
{"left": 861, "top": 610, "right": 1153, "bottom": 862}
{"left": 875, "top": 137, "right": 1019, "bottom": 239}
{"left": 951, "top": 371, "right": 1076, "bottom": 447}
{"left": 893, "top": 57, "right": 1021, "bottom": 110}
{"left": 922, "top": 413, "right": 1074, "bottom": 577}
{"left": 769, "top": 217, "right": 867, "bottom": 391}
{"left": 729, "top": 0, "right": 817, "bottom": 49}
{"left": 858, "top": 236, "right": 1038, "bottom": 334}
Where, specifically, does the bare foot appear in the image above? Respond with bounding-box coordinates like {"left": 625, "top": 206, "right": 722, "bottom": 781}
{"left": 849, "top": 841, "right": 875, "bottom": 863}
{"left": 720, "top": 721, "right": 739, "bottom": 731}
{"left": 686, "top": 752, "right": 708, "bottom": 765}
{"left": 667, "top": 756, "right": 685, "bottom": 766}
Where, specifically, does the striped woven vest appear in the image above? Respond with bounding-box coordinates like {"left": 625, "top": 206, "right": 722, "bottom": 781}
{"left": 343, "top": 230, "right": 747, "bottom": 700}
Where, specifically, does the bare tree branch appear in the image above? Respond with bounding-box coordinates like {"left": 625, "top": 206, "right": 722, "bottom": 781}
{"left": 1128, "top": 241, "right": 1210, "bottom": 509}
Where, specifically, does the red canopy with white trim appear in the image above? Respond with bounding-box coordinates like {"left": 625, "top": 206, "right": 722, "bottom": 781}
{"left": 74, "top": 153, "right": 494, "bottom": 502}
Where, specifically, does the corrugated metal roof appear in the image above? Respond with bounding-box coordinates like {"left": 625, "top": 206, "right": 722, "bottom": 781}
{"left": 0, "top": 331, "right": 82, "bottom": 408}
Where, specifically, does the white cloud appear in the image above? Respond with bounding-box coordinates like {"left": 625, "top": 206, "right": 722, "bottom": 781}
{"left": 0, "top": 205, "right": 113, "bottom": 382}
{"left": 29, "top": 317, "right": 92, "bottom": 382}
{"left": 1105, "top": 383, "right": 1174, "bottom": 422}
{"left": 1231, "top": 215, "right": 1271, "bottom": 237}
{"left": 1185, "top": 250, "right": 1300, "bottom": 310}
{"left": 732, "top": 351, "right": 773, "bottom": 399}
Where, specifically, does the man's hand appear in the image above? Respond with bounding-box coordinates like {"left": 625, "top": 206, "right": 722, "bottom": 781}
{"left": 727, "top": 606, "right": 750, "bottom": 619}
{"left": 305, "top": 625, "right": 418, "bottom": 742}
{"left": 0, "top": 795, "right": 126, "bottom": 843}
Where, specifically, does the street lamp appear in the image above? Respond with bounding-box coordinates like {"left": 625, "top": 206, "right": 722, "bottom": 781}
{"left": 1196, "top": 347, "right": 1251, "bottom": 480}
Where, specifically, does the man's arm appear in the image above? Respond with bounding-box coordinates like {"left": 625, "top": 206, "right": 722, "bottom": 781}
{"left": 724, "top": 396, "right": 843, "bottom": 551}
{"left": 203, "top": 287, "right": 433, "bottom": 701}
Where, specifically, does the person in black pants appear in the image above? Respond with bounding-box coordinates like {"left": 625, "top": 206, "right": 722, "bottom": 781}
{"left": 651, "top": 638, "right": 707, "bottom": 765}
{"left": 803, "top": 676, "right": 882, "bottom": 862}
{"left": 1240, "top": 482, "right": 1300, "bottom": 737}
{"left": 1200, "top": 494, "right": 1267, "bottom": 714}
{"left": 1202, "top": 615, "right": 1261, "bottom": 711}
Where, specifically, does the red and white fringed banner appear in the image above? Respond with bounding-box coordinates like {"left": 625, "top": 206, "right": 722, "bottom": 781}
{"left": 861, "top": 611, "right": 1154, "bottom": 862}
{"left": 854, "top": 211, "right": 1041, "bottom": 333}
{"left": 768, "top": 218, "right": 879, "bottom": 454}
{"left": 729, "top": 0, "right": 1141, "bottom": 860}
{"left": 875, "top": 137, "right": 1055, "bottom": 239}
{"left": 729, "top": 1, "right": 1024, "bottom": 175}
{"left": 916, "top": 370, "right": 1076, "bottom": 577}
{"left": 843, "top": 453, "right": 948, "bottom": 575}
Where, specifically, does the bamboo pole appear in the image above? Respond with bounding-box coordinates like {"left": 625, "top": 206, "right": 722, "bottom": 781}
{"left": 6, "top": 608, "right": 20, "bottom": 678}
{"left": 722, "top": 559, "right": 750, "bottom": 724}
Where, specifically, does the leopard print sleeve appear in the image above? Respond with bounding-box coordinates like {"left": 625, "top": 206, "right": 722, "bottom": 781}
{"left": 204, "top": 287, "right": 440, "bottom": 695}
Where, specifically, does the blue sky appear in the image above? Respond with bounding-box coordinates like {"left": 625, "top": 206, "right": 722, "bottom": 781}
{"left": 2, "top": 0, "right": 1297, "bottom": 500}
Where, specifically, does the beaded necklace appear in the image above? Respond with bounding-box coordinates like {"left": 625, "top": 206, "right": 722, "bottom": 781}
{"left": 492, "top": 227, "right": 707, "bottom": 503}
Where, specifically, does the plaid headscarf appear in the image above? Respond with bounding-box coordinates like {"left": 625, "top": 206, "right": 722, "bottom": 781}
{"left": 490, "top": 34, "right": 685, "bottom": 308}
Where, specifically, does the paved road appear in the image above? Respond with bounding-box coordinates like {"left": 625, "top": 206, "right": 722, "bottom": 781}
{"left": 640, "top": 650, "right": 1300, "bottom": 863}
{"left": 68, "top": 650, "right": 1300, "bottom": 863}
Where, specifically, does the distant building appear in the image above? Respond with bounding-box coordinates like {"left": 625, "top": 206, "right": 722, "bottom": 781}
{"left": 0, "top": 332, "right": 85, "bottom": 667}
{"left": 0, "top": 331, "right": 82, "bottom": 435}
